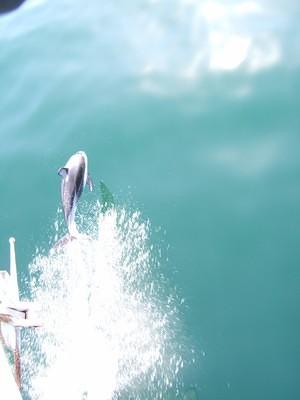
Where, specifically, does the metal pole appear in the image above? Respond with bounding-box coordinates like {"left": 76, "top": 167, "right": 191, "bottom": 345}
{"left": 9, "top": 237, "right": 21, "bottom": 388}
{"left": 9, "top": 237, "right": 19, "bottom": 302}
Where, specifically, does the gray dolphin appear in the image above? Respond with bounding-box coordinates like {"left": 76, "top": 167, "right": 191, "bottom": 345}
{"left": 58, "top": 151, "right": 93, "bottom": 237}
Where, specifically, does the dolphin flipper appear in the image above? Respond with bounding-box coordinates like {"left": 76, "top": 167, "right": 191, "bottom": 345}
{"left": 87, "top": 174, "right": 94, "bottom": 192}
{"left": 58, "top": 167, "right": 68, "bottom": 177}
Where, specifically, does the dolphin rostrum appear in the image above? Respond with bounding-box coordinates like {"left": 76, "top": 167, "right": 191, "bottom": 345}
{"left": 58, "top": 151, "right": 93, "bottom": 237}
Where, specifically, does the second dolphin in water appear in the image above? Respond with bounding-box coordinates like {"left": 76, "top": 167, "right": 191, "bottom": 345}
{"left": 58, "top": 151, "right": 93, "bottom": 237}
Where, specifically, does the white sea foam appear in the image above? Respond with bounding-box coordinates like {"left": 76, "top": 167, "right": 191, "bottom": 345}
{"left": 22, "top": 204, "right": 186, "bottom": 399}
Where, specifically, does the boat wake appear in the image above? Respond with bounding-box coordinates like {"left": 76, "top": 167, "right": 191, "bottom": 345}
{"left": 22, "top": 202, "right": 188, "bottom": 399}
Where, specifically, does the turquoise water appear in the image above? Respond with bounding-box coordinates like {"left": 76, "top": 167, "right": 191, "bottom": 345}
{"left": 0, "top": 0, "right": 300, "bottom": 398}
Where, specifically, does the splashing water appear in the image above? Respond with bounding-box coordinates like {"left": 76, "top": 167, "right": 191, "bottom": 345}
{"left": 22, "top": 203, "right": 187, "bottom": 400}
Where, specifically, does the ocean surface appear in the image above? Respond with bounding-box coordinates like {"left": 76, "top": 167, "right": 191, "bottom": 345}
{"left": 0, "top": 0, "right": 299, "bottom": 399}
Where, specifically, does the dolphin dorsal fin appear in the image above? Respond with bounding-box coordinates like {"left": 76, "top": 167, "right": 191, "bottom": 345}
{"left": 58, "top": 167, "right": 69, "bottom": 177}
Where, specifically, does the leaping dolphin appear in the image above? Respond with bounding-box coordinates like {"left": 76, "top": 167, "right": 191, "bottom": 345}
{"left": 58, "top": 151, "right": 93, "bottom": 237}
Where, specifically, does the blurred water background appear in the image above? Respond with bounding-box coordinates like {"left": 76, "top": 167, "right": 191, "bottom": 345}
{"left": 0, "top": 0, "right": 299, "bottom": 398}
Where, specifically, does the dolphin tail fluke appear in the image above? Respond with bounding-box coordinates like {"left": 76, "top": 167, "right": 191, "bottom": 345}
{"left": 68, "top": 219, "right": 79, "bottom": 238}
{"left": 51, "top": 234, "right": 77, "bottom": 252}
{"left": 51, "top": 233, "right": 93, "bottom": 253}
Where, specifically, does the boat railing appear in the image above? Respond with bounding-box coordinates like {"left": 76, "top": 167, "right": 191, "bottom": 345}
{"left": 0, "top": 238, "right": 40, "bottom": 396}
